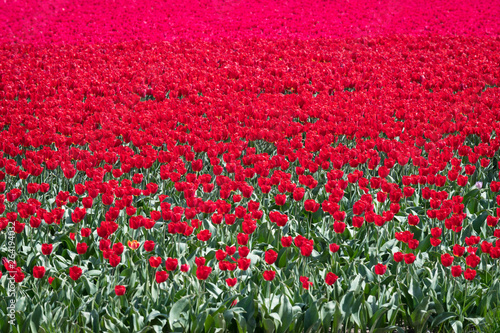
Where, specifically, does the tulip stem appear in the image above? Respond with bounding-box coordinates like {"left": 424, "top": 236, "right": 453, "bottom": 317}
{"left": 462, "top": 282, "right": 468, "bottom": 316}
{"left": 145, "top": 265, "right": 150, "bottom": 301}
{"left": 378, "top": 276, "right": 381, "bottom": 301}
{"left": 308, "top": 212, "right": 312, "bottom": 239}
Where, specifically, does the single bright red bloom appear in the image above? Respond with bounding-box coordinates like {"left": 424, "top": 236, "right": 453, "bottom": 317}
{"left": 263, "top": 270, "right": 276, "bottom": 281}
{"left": 451, "top": 265, "right": 462, "bottom": 277}
{"left": 156, "top": 271, "right": 169, "bottom": 283}
{"left": 196, "top": 265, "right": 212, "bottom": 280}
{"left": 464, "top": 268, "right": 476, "bottom": 281}
{"left": 264, "top": 249, "right": 278, "bottom": 264}
{"left": 33, "top": 266, "right": 46, "bottom": 279}
{"left": 69, "top": 266, "right": 83, "bottom": 281}
{"left": 374, "top": 263, "right": 387, "bottom": 275}
{"left": 325, "top": 272, "right": 338, "bottom": 285}
{"left": 115, "top": 285, "right": 126, "bottom": 296}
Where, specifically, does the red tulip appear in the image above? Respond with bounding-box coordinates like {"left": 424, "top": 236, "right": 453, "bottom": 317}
{"left": 237, "top": 258, "right": 251, "bottom": 271}
{"left": 281, "top": 236, "right": 293, "bottom": 247}
{"left": 304, "top": 199, "right": 319, "bottom": 213}
{"left": 226, "top": 278, "right": 237, "bottom": 287}
{"left": 156, "top": 271, "right": 169, "bottom": 283}
{"left": 441, "top": 254, "right": 454, "bottom": 267}
{"left": 196, "top": 265, "right": 212, "bottom": 280}
{"left": 69, "top": 266, "right": 83, "bottom": 281}
{"left": 264, "top": 249, "right": 278, "bottom": 265}
{"left": 144, "top": 240, "right": 155, "bottom": 252}
{"left": 374, "top": 263, "right": 387, "bottom": 275}
{"left": 393, "top": 252, "right": 404, "bottom": 263}
{"left": 197, "top": 230, "right": 212, "bottom": 241}
{"left": 113, "top": 242, "right": 124, "bottom": 255}
{"left": 115, "top": 285, "right": 126, "bottom": 296}
{"left": 333, "top": 221, "right": 346, "bottom": 234}
{"left": 109, "top": 254, "right": 121, "bottom": 267}
{"left": 76, "top": 243, "right": 88, "bottom": 255}
{"left": 403, "top": 253, "right": 416, "bottom": 264}
{"left": 165, "top": 258, "right": 178, "bottom": 271}
{"left": 237, "top": 233, "right": 249, "bottom": 245}
{"left": 149, "top": 256, "right": 162, "bottom": 268}
{"left": 41, "top": 244, "right": 53, "bottom": 255}
{"left": 262, "top": 270, "right": 276, "bottom": 281}
{"left": 464, "top": 268, "right": 476, "bottom": 281}
{"left": 451, "top": 265, "right": 463, "bottom": 277}
{"left": 329, "top": 243, "right": 340, "bottom": 253}
{"left": 325, "top": 272, "right": 338, "bottom": 285}
{"left": 33, "top": 266, "right": 46, "bottom": 279}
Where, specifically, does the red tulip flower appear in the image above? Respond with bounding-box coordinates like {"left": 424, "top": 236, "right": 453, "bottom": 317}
{"left": 451, "top": 265, "right": 463, "bottom": 277}
{"left": 374, "top": 263, "right": 387, "bottom": 275}
{"left": 393, "top": 252, "right": 404, "bottom": 263}
{"left": 403, "top": 253, "right": 416, "bottom": 264}
{"left": 226, "top": 278, "right": 237, "bottom": 287}
{"left": 264, "top": 249, "right": 278, "bottom": 265}
{"left": 76, "top": 243, "right": 88, "bottom": 255}
{"left": 144, "top": 240, "right": 155, "bottom": 252}
{"left": 196, "top": 265, "right": 212, "bottom": 280}
{"left": 304, "top": 199, "right": 320, "bottom": 213}
{"left": 281, "top": 236, "right": 293, "bottom": 247}
{"left": 263, "top": 270, "right": 276, "bottom": 281}
{"left": 441, "top": 254, "right": 454, "bottom": 267}
{"left": 69, "top": 266, "right": 83, "bottom": 281}
{"left": 40, "top": 243, "right": 53, "bottom": 255}
{"left": 156, "top": 271, "right": 169, "bottom": 283}
{"left": 165, "top": 258, "right": 178, "bottom": 271}
{"left": 325, "top": 272, "right": 338, "bottom": 285}
{"left": 464, "top": 269, "right": 476, "bottom": 281}
{"left": 115, "top": 285, "right": 126, "bottom": 296}
{"left": 33, "top": 266, "right": 46, "bottom": 279}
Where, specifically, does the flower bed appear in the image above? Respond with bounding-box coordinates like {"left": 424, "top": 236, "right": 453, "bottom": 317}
{"left": 1, "top": 1, "right": 500, "bottom": 332}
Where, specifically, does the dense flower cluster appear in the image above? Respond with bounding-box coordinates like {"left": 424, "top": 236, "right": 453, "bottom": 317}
{"left": 0, "top": 34, "right": 498, "bottom": 291}
{"left": 1, "top": 1, "right": 500, "bottom": 330}
{"left": 0, "top": 0, "right": 499, "bottom": 44}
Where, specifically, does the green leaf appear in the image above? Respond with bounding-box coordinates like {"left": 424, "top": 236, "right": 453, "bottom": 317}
{"left": 213, "top": 313, "right": 226, "bottom": 330}
{"left": 369, "top": 307, "right": 388, "bottom": 329}
{"left": 431, "top": 312, "right": 456, "bottom": 327}
{"left": 104, "top": 315, "right": 130, "bottom": 333}
{"left": 304, "top": 302, "right": 319, "bottom": 333}
{"left": 340, "top": 291, "right": 354, "bottom": 318}
{"left": 465, "top": 316, "right": 485, "bottom": 327}
{"left": 238, "top": 295, "right": 257, "bottom": 333}
{"left": 15, "top": 296, "right": 26, "bottom": 312}
{"left": 358, "top": 264, "right": 375, "bottom": 282}
{"left": 262, "top": 318, "right": 275, "bottom": 333}
{"left": 472, "top": 212, "right": 488, "bottom": 234}
{"left": 91, "top": 309, "right": 100, "bottom": 333}
{"left": 146, "top": 310, "right": 169, "bottom": 323}
{"left": 151, "top": 282, "right": 159, "bottom": 303}
{"left": 451, "top": 320, "right": 463, "bottom": 333}
{"left": 350, "top": 294, "right": 365, "bottom": 328}
{"left": 268, "top": 312, "right": 282, "bottom": 328}
{"left": 277, "top": 295, "right": 293, "bottom": 333}
{"left": 169, "top": 295, "right": 193, "bottom": 329}
{"left": 348, "top": 275, "right": 363, "bottom": 293}
{"left": 204, "top": 314, "right": 215, "bottom": 332}
{"left": 30, "top": 304, "right": 43, "bottom": 333}
{"left": 463, "top": 189, "right": 479, "bottom": 206}
{"left": 277, "top": 248, "right": 289, "bottom": 268}
{"left": 409, "top": 278, "right": 423, "bottom": 302}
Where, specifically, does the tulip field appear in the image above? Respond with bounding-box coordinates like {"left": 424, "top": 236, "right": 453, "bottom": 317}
{"left": 1, "top": 0, "right": 500, "bottom": 332}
